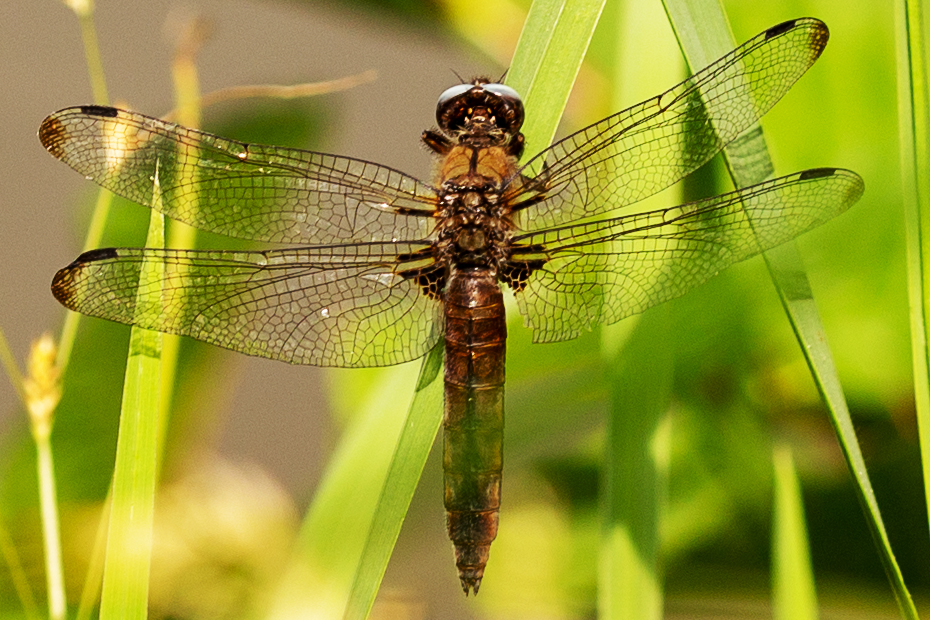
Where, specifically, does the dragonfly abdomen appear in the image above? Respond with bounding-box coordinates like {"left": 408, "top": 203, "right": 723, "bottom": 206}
{"left": 442, "top": 268, "right": 506, "bottom": 595}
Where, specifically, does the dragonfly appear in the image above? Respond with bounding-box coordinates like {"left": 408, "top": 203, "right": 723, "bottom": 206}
{"left": 41, "top": 17, "right": 862, "bottom": 595}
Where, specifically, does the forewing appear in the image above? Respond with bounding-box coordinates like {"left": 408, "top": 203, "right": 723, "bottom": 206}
{"left": 51, "top": 243, "right": 442, "bottom": 367}
{"left": 39, "top": 106, "right": 437, "bottom": 244}
{"left": 511, "top": 168, "right": 863, "bottom": 342}
{"left": 510, "top": 18, "right": 830, "bottom": 231}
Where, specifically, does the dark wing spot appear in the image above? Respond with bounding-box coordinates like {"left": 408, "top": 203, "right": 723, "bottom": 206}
{"left": 37, "top": 117, "right": 66, "bottom": 158}
{"left": 50, "top": 266, "right": 78, "bottom": 306}
{"left": 799, "top": 167, "right": 837, "bottom": 180}
{"left": 399, "top": 264, "right": 446, "bottom": 300}
{"left": 499, "top": 259, "right": 546, "bottom": 292}
{"left": 51, "top": 248, "right": 121, "bottom": 306}
{"left": 75, "top": 248, "right": 120, "bottom": 263}
{"left": 765, "top": 19, "right": 798, "bottom": 39}
{"left": 79, "top": 105, "right": 120, "bottom": 118}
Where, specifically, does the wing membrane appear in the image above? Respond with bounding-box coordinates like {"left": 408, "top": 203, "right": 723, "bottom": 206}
{"left": 511, "top": 18, "right": 830, "bottom": 231}
{"left": 51, "top": 242, "right": 441, "bottom": 367}
{"left": 39, "top": 106, "right": 438, "bottom": 244}
{"left": 512, "top": 168, "right": 863, "bottom": 342}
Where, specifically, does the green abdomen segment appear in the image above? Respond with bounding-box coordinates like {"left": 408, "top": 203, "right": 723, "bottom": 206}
{"left": 443, "top": 268, "right": 506, "bottom": 595}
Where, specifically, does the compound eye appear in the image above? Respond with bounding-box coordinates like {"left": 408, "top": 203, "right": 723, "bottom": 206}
{"left": 434, "top": 80, "right": 526, "bottom": 131}
{"left": 481, "top": 83, "right": 522, "bottom": 104}
{"left": 482, "top": 82, "right": 524, "bottom": 129}
{"left": 437, "top": 83, "right": 474, "bottom": 108}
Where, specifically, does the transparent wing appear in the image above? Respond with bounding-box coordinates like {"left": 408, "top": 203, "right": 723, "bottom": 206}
{"left": 51, "top": 242, "right": 442, "bottom": 367}
{"left": 510, "top": 168, "right": 863, "bottom": 342}
{"left": 39, "top": 106, "right": 438, "bottom": 244}
{"left": 509, "top": 18, "right": 830, "bottom": 231}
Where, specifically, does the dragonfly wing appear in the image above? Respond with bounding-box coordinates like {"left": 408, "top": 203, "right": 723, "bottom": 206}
{"left": 509, "top": 168, "right": 863, "bottom": 342}
{"left": 51, "top": 242, "right": 442, "bottom": 367}
{"left": 510, "top": 18, "right": 830, "bottom": 231}
{"left": 39, "top": 106, "right": 438, "bottom": 244}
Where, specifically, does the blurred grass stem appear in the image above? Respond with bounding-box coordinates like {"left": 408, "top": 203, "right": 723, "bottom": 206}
{"left": 772, "top": 445, "right": 818, "bottom": 620}
{"left": 56, "top": 0, "right": 112, "bottom": 374}
{"left": 896, "top": 0, "right": 930, "bottom": 550}
{"left": 25, "top": 335, "right": 65, "bottom": 620}
{"left": 0, "top": 519, "right": 40, "bottom": 620}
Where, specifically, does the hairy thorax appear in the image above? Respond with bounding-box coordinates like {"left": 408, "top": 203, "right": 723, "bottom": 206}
{"left": 433, "top": 144, "right": 521, "bottom": 270}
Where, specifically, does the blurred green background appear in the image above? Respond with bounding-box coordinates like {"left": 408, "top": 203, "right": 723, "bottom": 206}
{"left": 0, "top": 0, "right": 920, "bottom": 618}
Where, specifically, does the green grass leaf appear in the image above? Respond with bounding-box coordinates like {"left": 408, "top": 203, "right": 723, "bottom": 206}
{"left": 599, "top": 305, "right": 672, "bottom": 620}
{"left": 896, "top": 0, "right": 930, "bottom": 559}
{"left": 343, "top": 345, "right": 443, "bottom": 619}
{"left": 508, "top": 0, "right": 608, "bottom": 163}
{"left": 593, "top": 1, "right": 679, "bottom": 618}
{"left": 264, "top": 347, "right": 442, "bottom": 619}
{"left": 772, "top": 445, "right": 817, "bottom": 620}
{"left": 99, "top": 180, "right": 165, "bottom": 620}
{"left": 663, "top": 1, "right": 918, "bottom": 617}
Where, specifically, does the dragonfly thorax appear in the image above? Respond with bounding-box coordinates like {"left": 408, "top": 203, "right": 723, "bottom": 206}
{"left": 435, "top": 184, "right": 511, "bottom": 269}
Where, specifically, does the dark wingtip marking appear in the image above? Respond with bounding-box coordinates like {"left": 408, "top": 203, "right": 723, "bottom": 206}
{"left": 41, "top": 106, "right": 122, "bottom": 157}
{"left": 38, "top": 116, "right": 66, "bottom": 158}
{"left": 79, "top": 104, "right": 120, "bottom": 118}
{"left": 799, "top": 167, "right": 837, "bottom": 180}
{"left": 763, "top": 18, "right": 829, "bottom": 62}
{"left": 51, "top": 248, "right": 120, "bottom": 307}
{"left": 51, "top": 273, "right": 71, "bottom": 304}
{"left": 765, "top": 19, "right": 799, "bottom": 39}
{"left": 764, "top": 17, "right": 829, "bottom": 43}
{"left": 75, "top": 247, "right": 120, "bottom": 263}
{"left": 51, "top": 265, "right": 77, "bottom": 306}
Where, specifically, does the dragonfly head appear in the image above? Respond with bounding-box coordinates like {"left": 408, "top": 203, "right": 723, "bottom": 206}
{"left": 436, "top": 78, "right": 525, "bottom": 138}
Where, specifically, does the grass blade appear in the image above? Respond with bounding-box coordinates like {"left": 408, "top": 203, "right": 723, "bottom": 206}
{"left": 343, "top": 345, "right": 444, "bottom": 619}
{"left": 508, "top": 0, "right": 608, "bottom": 162}
{"left": 896, "top": 0, "right": 930, "bottom": 550}
{"left": 264, "top": 349, "right": 442, "bottom": 620}
{"left": 596, "top": 1, "right": 680, "bottom": 617}
{"left": 663, "top": 1, "right": 918, "bottom": 617}
{"left": 599, "top": 304, "right": 672, "bottom": 620}
{"left": 99, "top": 176, "right": 166, "bottom": 620}
{"left": 155, "top": 17, "right": 207, "bottom": 461}
{"left": 772, "top": 445, "right": 817, "bottom": 620}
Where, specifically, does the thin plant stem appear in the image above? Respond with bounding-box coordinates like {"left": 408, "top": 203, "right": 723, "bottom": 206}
{"left": 74, "top": 0, "right": 109, "bottom": 106}
{"left": 25, "top": 335, "right": 65, "bottom": 620}
{"left": 54, "top": 0, "right": 111, "bottom": 375}
{"left": 75, "top": 497, "right": 109, "bottom": 620}
{"left": 0, "top": 519, "right": 40, "bottom": 620}
{"left": 162, "top": 71, "right": 378, "bottom": 122}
